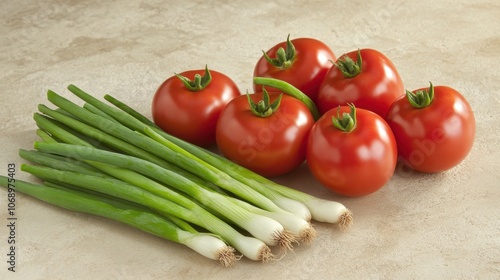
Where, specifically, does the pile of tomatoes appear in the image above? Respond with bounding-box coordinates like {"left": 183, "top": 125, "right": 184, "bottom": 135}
{"left": 151, "top": 35, "right": 476, "bottom": 197}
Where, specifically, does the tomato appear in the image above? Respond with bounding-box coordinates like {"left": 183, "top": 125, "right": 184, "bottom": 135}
{"left": 307, "top": 104, "right": 397, "bottom": 197}
{"left": 385, "top": 83, "right": 475, "bottom": 173}
{"left": 152, "top": 66, "right": 241, "bottom": 147}
{"left": 216, "top": 90, "right": 314, "bottom": 177}
{"left": 317, "top": 48, "right": 404, "bottom": 118}
{"left": 253, "top": 35, "right": 336, "bottom": 103}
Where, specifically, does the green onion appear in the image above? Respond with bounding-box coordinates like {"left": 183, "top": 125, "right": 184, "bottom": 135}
{"left": 36, "top": 129, "right": 58, "bottom": 143}
{"left": 221, "top": 192, "right": 316, "bottom": 244}
{"left": 83, "top": 103, "right": 120, "bottom": 122}
{"left": 35, "top": 141, "right": 313, "bottom": 246}
{"left": 27, "top": 125, "right": 278, "bottom": 260}
{"left": 33, "top": 141, "right": 295, "bottom": 249}
{"left": 102, "top": 93, "right": 353, "bottom": 229}
{"left": 62, "top": 87, "right": 312, "bottom": 221}
{"left": 4, "top": 84, "right": 354, "bottom": 265}
{"left": 105, "top": 97, "right": 314, "bottom": 221}
{"left": 34, "top": 103, "right": 301, "bottom": 247}
{"left": 37, "top": 105, "right": 210, "bottom": 187}
{"left": 18, "top": 149, "right": 106, "bottom": 178}
{"left": 0, "top": 176, "right": 237, "bottom": 267}
{"left": 34, "top": 112, "right": 285, "bottom": 253}
{"left": 20, "top": 164, "right": 273, "bottom": 262}
{"left": 50, "top": 87, "right": 291, "bottom": 216}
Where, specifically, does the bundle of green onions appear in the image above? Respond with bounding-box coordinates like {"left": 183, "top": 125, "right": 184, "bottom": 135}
{"left": 0, "top": 85, "right": 353, "bottom": 267}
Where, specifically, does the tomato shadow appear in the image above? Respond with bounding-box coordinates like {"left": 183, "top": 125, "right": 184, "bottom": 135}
{"left": 270, "top": 162, "right": 347, "bottom": 201}
{"left": 391, "top": 158, "right": 449, "bottom": 184}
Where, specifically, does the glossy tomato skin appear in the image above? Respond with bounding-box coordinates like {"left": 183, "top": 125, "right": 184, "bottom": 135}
{"left": 216, "top": 92, "right": 314, "bottom": 177}
{"left": 253, "top": 37, "right": 336, "bottom": 103}
{"left": 152, "top": 69, "right": 241, "bottom": 147}
{"left": 317, "top": 48, "right": 404, "bottom": 118}
{"left": 386, "top": 86, "right": 475, "bottom": 173}
{"left": 307, "top": 106, "right": 397, "bottom": 197}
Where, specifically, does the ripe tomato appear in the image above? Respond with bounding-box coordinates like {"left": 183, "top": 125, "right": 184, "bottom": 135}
{"left": 152, "top": 66, "right": 241, "bottom": 147}
{"left": 253, "top": 35, "right": 336, "bottom": 103}
{"left": 307, "top": 104, "right": 397, "bottom": 197}
{"left": 317, "top": 48, "right": 404, "bottom": 118}
{"left": 216, "top": 90, "right": 314, "bottom": 177}
{"left": 385, "top": 83, "right": 475, "bottom": 173}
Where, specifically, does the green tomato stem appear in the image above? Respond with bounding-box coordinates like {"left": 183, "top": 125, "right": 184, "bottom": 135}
{"left": 407, "top": 82, "right": 435, "bottom": 109}
{"left": 332, "top": 103, "right": 357, "bottom": 132}
{"left": 176, "top": 65, "right": 212, "bottom": 91}
{"left": 247, "top": 88, "right": 283, "bottom": 118}
{"left": 334, "top": 49, "right": 363, "bottom": 78}
{"left": 252, "top": 77, "right": 320, "bottom": 120}
{"left": 262, "top": 34, "right": 296, "bottom": 69}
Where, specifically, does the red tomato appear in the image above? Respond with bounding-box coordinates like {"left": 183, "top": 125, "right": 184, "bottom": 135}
{"left": 385, "top": 83, "right": 475, "bottom": 173}
{"left": 307, "top": 104, "right": 397, "bottom": 197}
{"left": 253, "top": 35, "right": 336, "bottom": 103}
{"left": 216, "top": 91, "right": 314, "bottom": 177}
{"left": 152, "top": 67, "right": 241, "bottom": 147}
{"left": 317, "top": 48, "right": 404, "bottom": 118}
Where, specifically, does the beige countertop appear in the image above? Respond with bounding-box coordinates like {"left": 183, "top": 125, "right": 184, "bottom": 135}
{"left": 1, "top": 0, "right": 499, "bottom": 279}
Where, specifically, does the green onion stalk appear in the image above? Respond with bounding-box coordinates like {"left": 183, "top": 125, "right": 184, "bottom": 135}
{"left": 29, "top": 117, "right": 286, "bottom": 260}
{"left": 19, "top": 142, "right": 200, "bottom": 237}
{"left": 43, "top": 87, "right": 318, "bottom": 239}
{"left": 100, "top": 88, "right": 353, "bottom": 230}
{"left": 0, "top": 84, "right": 355, "bottom": 266}
{"left": 71, "top": 86, "right": 313, "bottom": 222}
{"left": 32, "top": 141, "right": 296, "bottom": 249}
{"left": 28, "top": 111, "right": 279, "bottom": 261}
{"left": 46, "top": 89, "right": 285, "bottom": 215}
{"left": 33, "top": 102, "right": 305, "bottom": 248}
{"left": 34, "top": 142, "right": 313, "bottom": 245}
{"left": 19, "top": 163, "right": 274, "bottom": 262}
{"left": 0, "top": 176, "right": 237, "bottom": 267}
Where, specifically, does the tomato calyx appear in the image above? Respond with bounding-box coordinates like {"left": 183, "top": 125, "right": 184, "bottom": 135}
{"left": 247, "top": 88, "right": 283, "bottom": 118}
{"left": 253, "top": 77, "right": 320, "bottom": 120}
{"left": 332, "top": 103, "right": 357, "bottom": 132}
{"left": 407, "top": 82, "right": 435, "bottom": 109}
{"left": 262, "top": 34, "right": 296, "bottom": 69}
{"left": 175, "top": 65, "right": 212, "bottom": 91}
{"left": 334, "top": 49, "right": 363, "bottom": 78}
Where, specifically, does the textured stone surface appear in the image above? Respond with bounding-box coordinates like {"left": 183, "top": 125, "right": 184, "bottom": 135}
{"left": 0, "top": 0, "right": 499, "bottom": 279}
